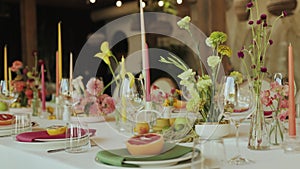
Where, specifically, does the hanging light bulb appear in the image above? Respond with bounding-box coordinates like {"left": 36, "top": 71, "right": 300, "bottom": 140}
{"left": 141, "top": 1, "right": 146, "bottom": 8}
{"left": 116, "top": 0, "right": 122, "bottom": 7}
{"left": 177, "top": 0, "right": 183, "bottom": 5}
{"left": 89, "top": 0, "right": 96, "bottom": 4}
{"left": 158, "top": 0, "right": 164, "bottom": 7}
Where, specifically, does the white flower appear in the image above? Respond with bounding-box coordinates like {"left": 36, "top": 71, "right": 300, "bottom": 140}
{"left": 178, "top": 69, "right": 195, "bottom": 81}
{"left": 205, "top": 37, "right": 213, "bottom": 48}
{"left": 207, "top": 55, "right": 221, "bottom": 68}
{"left": 177, "top": 16, "right": 191, "bottom": 31}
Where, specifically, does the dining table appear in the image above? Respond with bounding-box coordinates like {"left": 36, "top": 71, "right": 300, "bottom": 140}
{"left": 1, "top": 114, "right": 300, "bottom": 169}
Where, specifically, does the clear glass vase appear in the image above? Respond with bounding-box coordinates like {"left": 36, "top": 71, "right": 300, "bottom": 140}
{"left": 269, "top": 114, "right": 285, "bottom": 145}
{"left": 31, "top": 90, "right": 41, "bottom": 117}
{"left": 248, "top": 95, "right": 270, "bottom": 150}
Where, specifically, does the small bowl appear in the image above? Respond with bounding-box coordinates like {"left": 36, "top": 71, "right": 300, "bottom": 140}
{"left": 195, "top": 122, "right": 231, "bottom": 140}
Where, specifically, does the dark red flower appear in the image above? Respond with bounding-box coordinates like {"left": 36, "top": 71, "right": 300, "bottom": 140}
{"left": 246, "top": 2, "right": 253, "bottom": 8}
{"left": 282, "top": 10, "right": 288, "bottom": 17}
{"left": 256, "top": 20, "right": 262, "bottom": 25}
{"left": 38, "top": 59, "right": 44, "bottom": 66}
{"left": 260, "top": 14, "right": 267, "bottom": 20}
{"left": 248, "top": 20, "right": 254, "bottom": 25}
{"left": 263, "top": 21, "right": 268, "bottom": 27}
{"left": 237, "top": 51, "right": 244, "bottom": 58}
{"left": 269, "top": 39, "right": 273, "bottom": 45}
{"left": 260, "top": 67, "right": 267, "bottom": 72}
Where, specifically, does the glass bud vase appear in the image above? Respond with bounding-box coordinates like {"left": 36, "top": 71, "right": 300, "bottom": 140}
{"left": 248, "top": 95, "right": 270, "bottom": 150}
{"left": 31, "top": 90, "right": 41, "bottom": 117}
{"left": 269, "top": 113, "right": 285, "bottom": 145}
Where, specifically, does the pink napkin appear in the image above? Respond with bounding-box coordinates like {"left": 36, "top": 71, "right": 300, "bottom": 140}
{"left": 16, "top": 129, "right": 96, "bottom": 142}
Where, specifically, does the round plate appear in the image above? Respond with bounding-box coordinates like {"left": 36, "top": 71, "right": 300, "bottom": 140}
{"left": 123, "top": 151, "right": 199, "bottom": 167}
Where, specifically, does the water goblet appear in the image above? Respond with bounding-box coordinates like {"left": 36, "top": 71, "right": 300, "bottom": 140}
{"left": 218, "top": 76, "right": 256, "bottom": 165}
{"left": 116, "top": 75, "right": 145, "bottom": 132}
{"left": 0, "top": 80, "right": 19, "bottom": 112}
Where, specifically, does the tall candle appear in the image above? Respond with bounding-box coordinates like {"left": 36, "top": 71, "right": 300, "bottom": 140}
{"left": 4, "top": 45, "right": 7, "bottom": 82}
{"left": 69, "top": 52, "right": 73, "bottom": 92}
{"left": 41, "top": 64, "right": 46, "bottom": 112}
{"left": 139, "top": 0, "right": 151, "bottom": 102}
{"left": 288, "top": 43, "right": 296, "bottom": 136}
{"left": 8, "top": 67, "right": 11, "bottom": 91}
{"left": 56, "top": 51, "right": 59, "bottom": 97}
{"left": 58, "top": 21, "right": 62, "bottom": 81}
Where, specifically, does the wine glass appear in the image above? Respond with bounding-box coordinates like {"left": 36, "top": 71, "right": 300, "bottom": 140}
{"left": 0, "top": 80, "right": 19, "bottom": 110}
{"left": 218, "top": 76, "right": 256, "bottom": 165}
{"left": 116, "top": 75, "right": 145, "bottom": 132}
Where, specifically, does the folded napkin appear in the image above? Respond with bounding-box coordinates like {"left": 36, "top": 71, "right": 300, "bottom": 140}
{"left": 16, "top": 129, "right": 96, "bottom": 142}
{"left": 95, "top": 145, "right": 193, "bottom": 167}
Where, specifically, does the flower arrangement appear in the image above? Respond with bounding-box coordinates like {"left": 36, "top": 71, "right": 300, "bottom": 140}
{"left": 72, "top": 76, "right": 115, "bottom": 116}
{"left": 261, "top": 80, "right": 289, "bottom": 144}
{"left": 151, "top": 85, "right": 184, "bottom": 108}
{"left": 237, "top": 1, "right": 287, "bottom": 94}
{"left": 10, "top": 56, "right": 44, "bottom": 108}
{"left": 160, "top": 16, "right": 231, "bottom": 123}
{"left": 236, "top": 0, "right": 287, "bottom": 149}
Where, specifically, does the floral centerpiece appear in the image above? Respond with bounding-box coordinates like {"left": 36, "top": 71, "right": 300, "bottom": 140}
{"left": 10, "top": 57, "right": 43, "bottom": 110}
{"left": 160, "top": 17, "right": 232, "bottom": 123}
{"left": 236, "top": 1, "right": 287, "bottom": 149}
{"left": 72, "top": 76, "right": 115, "bottom": 116}
{"left": 261, "top": 79, "right": 289, "bottom": 145}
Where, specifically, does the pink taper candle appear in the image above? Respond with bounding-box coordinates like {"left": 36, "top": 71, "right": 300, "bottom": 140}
{"left": 139, "top": 0, "right": 151, "bottom": 102}
{"left": 41, "top": 64, "right": 46, "bottom": 112}
{"left": 288, "top": 43, "right": 296, "bottom": 136}
{"left": 56, "top": 51, "right": 59, "bottom": 97}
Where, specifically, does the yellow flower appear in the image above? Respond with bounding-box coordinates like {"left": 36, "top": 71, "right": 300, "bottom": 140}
{"left": 217, "top": 45, "right": 232, "bottom": 57}
{"left": 94, "top": 41, "right": 113, "bottom": 65}
{"left": 229, "top": 71, "right": 243, "bottom": 84}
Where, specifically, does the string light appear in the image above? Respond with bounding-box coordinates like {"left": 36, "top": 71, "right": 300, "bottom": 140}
{"left": 89, "top": 0, "right": 96, "bottom": 4}
{"left": 116, "top": 0, "right": 122, "bottom": 7}
{"left": 141, "top": 1, "right": 146, "bottom": 8}
{"left": 158, "top": 0, "right": 164, "bottom": 7}
{"left": 177, "top": 0, "right": 183, "bottom": 5}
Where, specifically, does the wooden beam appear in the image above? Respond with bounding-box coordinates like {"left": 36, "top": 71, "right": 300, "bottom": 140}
{"left": 20, "top": 0, "right": 37, "bottom": 67}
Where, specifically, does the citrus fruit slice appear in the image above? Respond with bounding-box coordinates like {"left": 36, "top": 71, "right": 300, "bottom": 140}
{"left": 46, "top": 125, "right": 67, "bottom": 136}
{"left": 126, "top": 133, "right": 164, "bottom": 156}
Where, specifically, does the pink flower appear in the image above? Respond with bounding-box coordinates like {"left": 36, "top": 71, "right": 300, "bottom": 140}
{"left": 10, "top": 61, "right": 23, "bottom": 72}
{"left": 279, "top": 99, "right": 288, "bottom": 109}
{"left": 24, "top": 88, "right": 33, "bottom": 99}
{"left": 99, "top": 94, "right": 115, "bottom": 114}
{"left": 86, "top": 78, "right": 104, "bottom": 96}
{"left": 89, "top": 102, "right": 101, "bottom": 116}
{"left": 260, "top": 90, "right": 272, "bottom": 106}
{"left": 278, "top": 110, "right": 288, "bottom": 121}
{"left": 12, "top": 81, "right": 26, "bottom": 93}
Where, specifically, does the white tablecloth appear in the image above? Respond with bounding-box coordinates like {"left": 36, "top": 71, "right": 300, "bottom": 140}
{"left": 1, "top": 118, "right": 300, "bottom": 169}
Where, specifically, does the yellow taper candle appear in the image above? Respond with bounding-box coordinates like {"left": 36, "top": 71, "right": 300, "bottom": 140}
{"left": 4, "top": 45, "right": 7, "bottom": 82}
{"left": 58, "top": 21, "right": 62, "bottom": 81}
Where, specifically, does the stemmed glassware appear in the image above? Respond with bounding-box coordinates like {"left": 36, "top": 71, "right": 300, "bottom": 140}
{"left": 218, "top": 76, "right": 256, "bottom": 165}
{"left": 0, "top": 80, "right": 19, "bottom": 111}
{"left": 116, "top": 75, "right": 146, "bottom": 132}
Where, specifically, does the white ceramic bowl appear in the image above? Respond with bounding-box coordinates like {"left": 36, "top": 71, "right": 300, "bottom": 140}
{"left": 195, "top": 123, "right": 231, "bottom": 140}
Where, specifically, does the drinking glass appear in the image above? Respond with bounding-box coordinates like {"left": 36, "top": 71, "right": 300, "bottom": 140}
{"left": 0, "top": 80, "right": 19, "bottom": 112}
{"left": 11, "top": 112, "right": 32, "bottom": 140}
{"left": 218, "top": 76, "right": 256, "bottom": 165}
{"left": 116, "top": 76, "right": 145, "bottom": 132}
{"left": 65, "top": 121, "right": 91, "bottom": 153}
